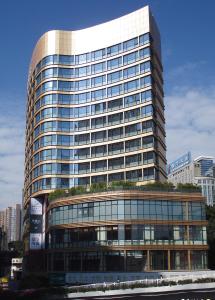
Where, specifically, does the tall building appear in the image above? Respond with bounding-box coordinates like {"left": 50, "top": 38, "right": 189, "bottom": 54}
{"left": 168, "top": 153, "right": 215, "bottom": 206}
{"left": 0, "top": 205, "right": 22, "bottom": 247}
{"left": 23, "top": 6, "right": 208, "bottom": 281}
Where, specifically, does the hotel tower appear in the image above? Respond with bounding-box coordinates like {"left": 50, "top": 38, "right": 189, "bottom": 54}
{"left": 23, "top": 6, "right": 208, "bottom": 282}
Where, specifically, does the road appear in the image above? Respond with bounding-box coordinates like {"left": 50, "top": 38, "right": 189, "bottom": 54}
{"left": 67, "top": 287, "right": 215, "bottom": 300}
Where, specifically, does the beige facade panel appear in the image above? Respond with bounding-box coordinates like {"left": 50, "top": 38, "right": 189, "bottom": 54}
{"left": 30, "top": 6, "right": 150, "bottom": 74}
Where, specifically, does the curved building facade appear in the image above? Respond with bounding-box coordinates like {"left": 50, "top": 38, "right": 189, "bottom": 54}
{"left": 24, "top": 6, "right": 166, "bottom": 204}
{"left": 23, "top": 6, "right": 208, "bottom": 278}
{"left": 46, "top": 190, "right": 207, "bottom": 275}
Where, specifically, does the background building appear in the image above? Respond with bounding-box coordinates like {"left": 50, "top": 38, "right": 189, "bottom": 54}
{"left": 0, "top": 204, "right": 22, "bottom": 248}
{"left": 23, "top": 6, "right": 208, "bottom": 279}
{"left": 168, "top": 152, "right": 215, "bottom": 206}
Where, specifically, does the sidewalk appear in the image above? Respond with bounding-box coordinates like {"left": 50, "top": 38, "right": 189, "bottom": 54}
{"left": 67, "top": 282, "right": 215, "bottom": 298}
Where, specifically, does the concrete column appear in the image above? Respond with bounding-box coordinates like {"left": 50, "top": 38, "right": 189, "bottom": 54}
{"left": 81, "top": 252, "right": 83, "bottom": 272}
{"left": 99, "top": 251, "right": 104, "bottom": 271}
{"left": 168, "top": 250, "right": 171, "bottom": 271}
{"left": 175, "top": 251, "right": 181, "bottom": 270}
{"left": 124, "top": 250, "right": 127, "bottom": 272}
{"left": 188, "top": 250, "right": 191, "bottom": 270}
{"left": 64, "top": 252, "right": 68, "bottom": 272}
{"left": 51, "top": 252, "right": 54, "bottom": 271}
{"left": 146, "top": 250, "right": 150, "bottom": 271}
{"left": 187, "top": 225, "right": 190, "bottom": 244}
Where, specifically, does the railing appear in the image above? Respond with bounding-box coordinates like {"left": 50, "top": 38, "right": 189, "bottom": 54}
{"left": 49, "top": 185, "right": 202, "bottom": 202}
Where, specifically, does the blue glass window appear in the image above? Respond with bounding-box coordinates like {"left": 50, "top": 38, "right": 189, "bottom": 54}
{"left": 58, "top": 81, "right": 73, "bottom": 91}
{"left": 142, "top": 136, "right": 154, "bottom": 148}
{"left": 108, "top": 98, "right": 123, "bottom": 111}
{"left": 33, "top": 139, "right": 40, "bottom": 151}
{"left": 139, "top": 33, "right": 150, "bottom": 45}
{"left": 142, "top": 105, "right": 153, "bottom": 117}
{"left": 125, "top": 123, "right": 142, "bottom": 136}
{"left": 107, "top": 43, "right": 122, "bottom": 57}
{"left": 125, "top": 138, "right": 141, "bottom": 152}
{"left": 123, "top": 51, "right": 138, "bottom": 65}
{"left": 108, "top": 142, "right": 123, "bottom": 155}
{"left": 57, "top": 135, "right": 71, "bottom": 146}
{"left": 140, "top": 76, "right": 151, "bottom": 87}
{"left": 108, "top": 127, "right": 123, "bottom": 139}
{"left": 74, "top": 133, "right": 90, "bottom": 145}
{"left": 75, "top": 53, "right": 87, "bottom": 64}
{"left": 91, "top": 89, "right": 106, "bottom": 100}
{"left": 91, "top": 116, "right": 106, "bottom": 128}
{"left": 58, "top": 68, "right": 74, "bottom": 78}
{"left": 107, "top": 70, "right": 122, "bottom": 84}
{"left": 91, "top": 62, "right": 106, "bottom": 74}
{"left": 41, "top": 55, "right": 54, "bottom": 67}
{"left": 76, "top": 66, "right": 90, "bottom": 77}
{"left": 58, "top": 149, "right": 70, "bottom": 160}
{"left": 91, "top": 145, "right": 107, "bottom": 157}
{"left": 141, "top": 90, "right": 152, "bottom": 102}
{"left": 125, "top": 108, "right": 140, "bottom": 122}
{"left": 139, "top": 47, "right": 150, "bottom": 59}
{"left": 91, "top": 49, "right": 106, "bottom": 61}
{"left": 33, "top": 153, "right": 40, "bottom": 164}
{"left": 78, "top": 92, "right": 90, "bottom": 104}
{"left": 124, "top": 79, "right": 139, "bottom": 93}
{"left": 123, "top": 65, "right": 139, "bottom": 79}
{"left": 34, "top": 125, "right": 40, "bottom": 138}
{"left": 59, "top": 55, "right": 74, "bottom": 65}
{"left": 107, "top": 84, "right": 122, "bottom": 97}
{"left": 109, "top": 172, "right": 124, "bottom": 182}
{"left": 76, "top": 79, "right": 90, "bottom": 91}
{"left": 142, "top": 120, "right": 154, "bottom": 133}
{"left": 140, "top": 61, "right": 151, "bottom": 74}
{"left": 143, "top": 167, "right": 155, "bottom": 180}
{"left": 108, "top": 112, "right": 123, "bottom": 125}
{"left": 126, "top": 169, "right": 142, "bottom": 181}
{"left": 91, "top": 130, "right": 107, "bottom": 142}
{"left": 91, "top": 102, "right": 106, "bottom": 114}
{"left": 123, "top": 37, "right": 138, "bottom": 51}
{"left": 107, "top": 57, "right": 122, "bottom": 70}
{"left": 91, "top": 75, "right": 106, "bottom": 87}
{"left": 58, "top": 108, "right": 71, "bottom": 118}
{"left": 124, "top": 93, "right": 141, "bottom": 107}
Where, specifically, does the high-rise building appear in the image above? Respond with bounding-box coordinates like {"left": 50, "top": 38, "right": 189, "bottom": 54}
{"left": 0, "top": 205, "right": 22, "bottom": 248}
{"left": 168, "top": 153, "right": 215, "bottom": 206}
{"left": 23, "top": 6, "right": 208, "bottom": 281}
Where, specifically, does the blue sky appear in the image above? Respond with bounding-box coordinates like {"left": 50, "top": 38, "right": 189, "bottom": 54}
{"left": 0, "top": 0, "right": 214, "bottom": 208}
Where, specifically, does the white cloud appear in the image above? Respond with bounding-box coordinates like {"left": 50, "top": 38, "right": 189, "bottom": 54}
{"left": 166, "top": 86, "right": 215, "bottom": 163}
{"left": 0, "top": 93, "right": 25, "bottom": 210}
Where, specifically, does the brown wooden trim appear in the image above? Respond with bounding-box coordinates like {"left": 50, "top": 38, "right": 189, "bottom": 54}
{"left": 47, "top": 219, "right": 208, "bottom": 231}
{"left": 46, "top": 244, "right": 208, "bottom": 253}
{"left": 47, "top": 190, "right": 205, "bottom": 211}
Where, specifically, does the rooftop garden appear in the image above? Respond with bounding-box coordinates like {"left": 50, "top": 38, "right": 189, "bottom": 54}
{"left": 48, "top": 181, "right": 201, "bottom": 201}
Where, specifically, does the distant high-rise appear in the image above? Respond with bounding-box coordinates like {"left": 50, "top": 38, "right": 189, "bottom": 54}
{"left": 168, "top": 153, "right": 215, "bottom": 206}
{"left": 0, "top": 204, "right": 21, "bottom": 246}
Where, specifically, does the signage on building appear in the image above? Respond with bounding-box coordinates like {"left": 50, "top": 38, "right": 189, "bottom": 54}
{"left": 29, "top": 233, "right": 42, "bottom": 250}
{"left": 30, "top": 198, "right": 43, "bottom": 215}
{"left": 167, "top": 152, "right": 191, "bottom": 175}
{"left": 30, "top": 215, "right": 42, "bottom": 233}
{"left": 30, "top": 198, "right": 44, "bottom": 250}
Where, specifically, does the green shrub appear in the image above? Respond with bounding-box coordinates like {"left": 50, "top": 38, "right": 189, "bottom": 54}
{"left": 194, "top": 277, "right": 215, "bottom": 283}
{"left": 177, "top": 183, "right": 201, "bottom": 192}
{"left": 90, "top": 182, "right": 107, "bottom": 193}
{"left": 144, "top": 182, "right": 174, "bottom": 190}
{"left": 178, "top": 279, "right": 193, "bottom": 285}
{"left": 48, "top": 189, "right": 66, "bottom": 201}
